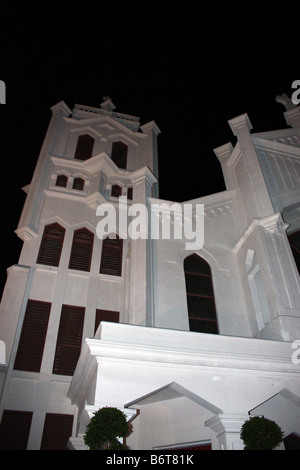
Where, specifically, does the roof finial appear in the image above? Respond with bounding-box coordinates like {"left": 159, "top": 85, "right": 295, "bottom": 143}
{"left": 100, "top": 96, "right": 116, "bottom": 111}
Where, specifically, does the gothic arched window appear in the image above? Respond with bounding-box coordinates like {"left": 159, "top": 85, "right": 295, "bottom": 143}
{"left": 100, "top": 235, "right": 123, "bottom": 276}
{"left": 111, "top": 184, "right": 122, "bottom": 197}
{"left": 111, "top": 141, "right": 128, "bottom": 169}
{"left": 74, "top": 134, "right": 95, "bottom": 161}
{"left": 55, "top": 174, "right": 68, "bottom": 187}
{"left": 37, "top": 223, "right": 65, "bottom": 267}
{"left": 288, "top": 230, "right": 300, "bottom": 275}
{"left": 68, "top": 228, "right": 94, "bottom": 272}
{"left": 184, "top": 254, "right": 218, "bottom": 334}
{"left": 72, "top": 177, "right": 85, "bottom": 190}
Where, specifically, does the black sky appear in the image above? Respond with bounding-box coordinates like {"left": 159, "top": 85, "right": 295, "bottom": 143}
{"left": 0, "top": 3, "right": 299, "bottom": 296}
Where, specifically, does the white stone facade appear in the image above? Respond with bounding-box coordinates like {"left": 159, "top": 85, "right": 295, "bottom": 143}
{"left": 0, "top": 96, "right": 299, "bottom": 450}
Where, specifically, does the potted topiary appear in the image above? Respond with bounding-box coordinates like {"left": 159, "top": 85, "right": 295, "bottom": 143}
{"left": 240, "top": 416, "right": 284, "bottom": 450}
{"left": 84, "top": 407, "right": 130, "bottom": 450}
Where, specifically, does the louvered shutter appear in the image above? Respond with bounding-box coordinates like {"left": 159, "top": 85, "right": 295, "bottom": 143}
{"left": 53, "top": 305, "right": 85, "bottom": 376}
{"left": 94, "top": 309, "right": 119, "bottom": 334}
{"left": 40, "top": 413, "right": 73, "bottom": 450}
{"left": 74, "top": 134, "right": 95, "bottom": 161}
{"left": 37, "top": 223, "right": 65, "bottom": 267}
{"left": 100, "top": 236, "right": 123, "bottom": 276}
{"left": 0, "top": 410, "right": 33, "bottom": 450}
{"left": 14, "top": 300, "right": 51, "bottom": 372}
{"left": 68, "top": 228, "right": 94, "bottom": 272}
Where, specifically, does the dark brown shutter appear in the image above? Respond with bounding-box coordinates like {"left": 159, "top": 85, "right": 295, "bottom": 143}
{"left": 0, "top": 410, "right": 33, "bottom": 450}
{"left": 55, "top": 174, "right": 68, "bottom": 187}
{"left": 111, "top": 141, "right": 128, "bottom": 169}
{"left": 184, "top": 254, "right": 218, "bottom": 334}
{"left": 74, "top": 134, "right": 95, "bottom": 161}
{"left": 72, "top": 177, "right": 85, "bottom": 190}
{"left": 111, "top": 184, "right": 122, "bottom": 197}
{"left": 127, "top": 187, "right": 133, "bottom": 200}
{"left": 40, "top": 413, "right": 73, "bottom": 450}
{"left": 68, "top": 228, "right": 94, "bottom": 272}
{"left": 100, "top": 236, "right": 123, "bottom": 276}
{"left": 94, "top": 309, "right": 119, "bottom": 334}
{"left": 53, "top": 305, "right": 85, "bottom": 376}
{"left": 37, "top": 223, "right": 65, "bottom": 267}
{"left": 14, "top": 300, "right": 51, "bottom": 372}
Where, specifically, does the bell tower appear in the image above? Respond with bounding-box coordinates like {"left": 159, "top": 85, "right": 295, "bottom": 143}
{"left": 0, "top": 98, "right": 160, "bottom": 449}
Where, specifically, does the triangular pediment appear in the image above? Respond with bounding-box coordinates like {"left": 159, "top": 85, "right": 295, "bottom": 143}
{"left": 125, "top": 382, "right": 223, "bottom": 414}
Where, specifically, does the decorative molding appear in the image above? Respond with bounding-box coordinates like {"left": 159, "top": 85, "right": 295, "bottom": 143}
{"left": 228, "top": 113, "right": 253, "bottom": 136}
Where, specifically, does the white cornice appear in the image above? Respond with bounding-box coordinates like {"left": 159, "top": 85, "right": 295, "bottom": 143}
{"left": 68, "top": 322, "right": 299, "bottom": 408}
{"left": 232, "top": 213, "right": 289, "bottom": 252}
{"left": 50, "top": 100, "right": 72, "bottom": 116}
{"left": 228, "top": 113, "right": 253, "bottom": 136}
{"left": 140, "top": 120, "right": 161, "bottom": 135}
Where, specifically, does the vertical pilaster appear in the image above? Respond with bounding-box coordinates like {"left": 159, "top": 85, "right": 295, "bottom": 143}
{"left": 228, "top": 113, "right": 274, "bottom": 223}
{"left": 128, "top": 167, "right": 157, "bottom": 326}
{"left": 206, "top": 413, "right": 248, "bottom": 450}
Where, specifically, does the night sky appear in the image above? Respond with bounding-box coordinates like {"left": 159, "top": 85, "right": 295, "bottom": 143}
{"left": 0, "top": 4, "right": 298, "bottom": 297}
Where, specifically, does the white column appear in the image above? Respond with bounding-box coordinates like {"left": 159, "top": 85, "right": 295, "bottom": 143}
{"left": 205, "top": 413, "right": 249, "bottom": 450}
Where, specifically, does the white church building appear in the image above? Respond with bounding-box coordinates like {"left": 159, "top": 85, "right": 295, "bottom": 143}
{"left": 0, "top": 95, "right": 299, "bottom": 450}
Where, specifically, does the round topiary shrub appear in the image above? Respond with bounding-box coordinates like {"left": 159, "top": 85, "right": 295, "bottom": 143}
{"left": 240, "top": 416, "right": 284, "bottom": 450}
{"left": 84, "top": 407, "right": 130, "bottom": 450}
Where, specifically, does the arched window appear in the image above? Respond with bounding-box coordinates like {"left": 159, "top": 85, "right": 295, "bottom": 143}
{"left": 68, "top": 228, "right": 94, "bottom": 272}
{"left": 111, "top": 141, "right": 128, "bottom": 169}
{"left": 55, "top": 174, "right": 68, "bottom": 187}
{"left": 100, "top": 235, "right": 123, "bottom": 276}
{"left": 74, "top": 134, "right": 95, "bottom": 161}
{"left": 37, "top": 223, "right": 65, "bottom": 267}
{"left": 184, "top": 254, "right": 218, "bottom": 334}
{"left": 288, "top": 230, "right": 300, "bottom": 275}
{"left": 111, "top": 184, "right": 122, "bottom": 197}
{"left": 72, "top": 177, "right": 85, "bottom": 190}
